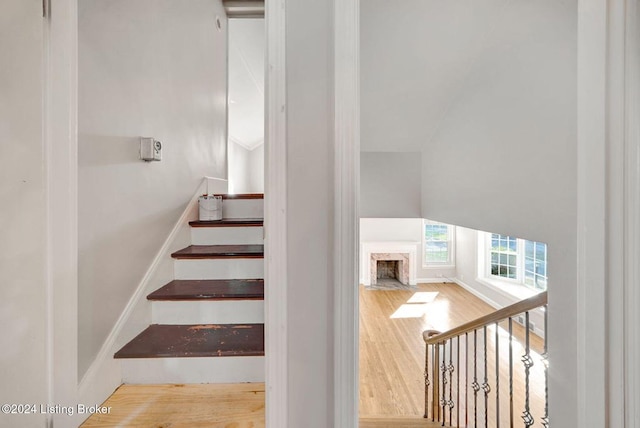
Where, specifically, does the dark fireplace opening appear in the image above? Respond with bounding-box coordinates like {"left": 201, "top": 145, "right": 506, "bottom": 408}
{"left": 377, "top": 260, "right": 400, "bottom": 281}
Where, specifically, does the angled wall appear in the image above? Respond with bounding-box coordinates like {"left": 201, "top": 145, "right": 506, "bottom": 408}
{"left": 361, "top": 0, "right": 577, "bottom": 425}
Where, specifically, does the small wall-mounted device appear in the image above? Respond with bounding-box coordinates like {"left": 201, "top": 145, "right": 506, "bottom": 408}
{"left": 140, "top": 137, "right": 162, "bottom": 162}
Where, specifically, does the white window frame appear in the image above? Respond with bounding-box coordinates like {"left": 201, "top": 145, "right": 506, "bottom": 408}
{"left": 422, "top": 220, "right": 455, "bottom": 268}
{"left": 487, "top": 233, "right": 520, "bottom": 282}
{"left": 480, "top": 232, "right": 547, "bottom": 291}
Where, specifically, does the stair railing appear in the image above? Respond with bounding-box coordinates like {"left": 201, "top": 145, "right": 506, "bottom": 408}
{"left": 423, "top": 291, "right": 548, "bottom": 427}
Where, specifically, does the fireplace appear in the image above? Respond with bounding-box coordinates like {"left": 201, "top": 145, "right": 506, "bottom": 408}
{"left": 377, "top": 260, "right": 399, "bottom": 280}
{"left": 361, "top": 241, "right": 419, "bottom": 286}
{"left": 370, "top": 252, "right": 409, "bottom": 285}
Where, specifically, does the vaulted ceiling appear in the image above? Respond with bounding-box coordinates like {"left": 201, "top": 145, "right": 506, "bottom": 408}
{"left": 360, "top": 0, "right": 575, "bottom": 152}
{"left": 227, "top": 0, "right": 574, "bottom": 153}
{"left": 228, "top": 18, "right": 264, "bottom": 151}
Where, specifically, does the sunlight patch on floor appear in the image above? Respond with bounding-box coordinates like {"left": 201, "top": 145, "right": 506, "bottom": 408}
{"left": 407, "top": 291, "right": 439, "bottom": 304}
{"left": 390, "top": 291, "right": 440, "bottom": 318}
{"left": 390, "top": 303, "right": 429, "bottom": 319}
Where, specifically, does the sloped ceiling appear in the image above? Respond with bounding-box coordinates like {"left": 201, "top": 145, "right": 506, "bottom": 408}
{"left": 360, "top": 0, "right": 575, "bottom": 152}
{"left": 228, "top": 18, "right": 264, "bottom": 150}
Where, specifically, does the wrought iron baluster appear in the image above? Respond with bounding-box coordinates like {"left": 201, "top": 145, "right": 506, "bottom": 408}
{"left": 482, "top": 325, "right": 491, "bottom": 428}
{"left": 442, "top": 341, "right": 447, "bottom": 426}
{"left": 496, "top": 322, "right": 500, "bottom": 428}
{"left": 472, "top": 330, "right": 479, "bottom": 428}
{"left": 425, "top": 342, "right": 430, "bottom": 419}
{"left": 433, "top": 343, "right": 440, "bottom": 422}
{"left": 509, "top": 317, "right": 514, "bottom": 428}
{"left": 448, "top": 339, "right": 455, "bottom": 426}
{"left": 465, "top": 332, "right": 468, "bottom": 428}
{"left": 521, "top": 311, "right": 534, "bottom": 427}
{"left": 542, "top": 305, "right": 549, "bottom": 428}
{"left": 457, "top": 335, "right": 460, "bottom": 428}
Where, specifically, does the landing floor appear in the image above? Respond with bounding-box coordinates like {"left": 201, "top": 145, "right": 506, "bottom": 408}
{"left": 82, "top": 282, "right": 543, "bottom": 426}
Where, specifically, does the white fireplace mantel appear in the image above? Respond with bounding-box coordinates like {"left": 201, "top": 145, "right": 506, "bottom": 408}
{"left": 360, "top": 241, "right": 420, "bottom": 286}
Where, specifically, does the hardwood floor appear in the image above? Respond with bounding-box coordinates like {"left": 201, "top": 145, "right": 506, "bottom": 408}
{"left": 359, "top": 282, "right": 477, "bottom": 417}
{"left": 80, "top": 383, "right": 439, "bottom": 427}
{"left": 359, "top": 282, "right": 545, "bottom": 427}
{"left": 81, "top": 383, "right": 265, "bottom": 427}
{"left": 83, "top": 282, "right": 543, "bottom": 427}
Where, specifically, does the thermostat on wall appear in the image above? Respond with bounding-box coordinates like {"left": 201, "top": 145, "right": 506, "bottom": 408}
{"left": 140, "top": 137, "right": 162, "bottom": 162}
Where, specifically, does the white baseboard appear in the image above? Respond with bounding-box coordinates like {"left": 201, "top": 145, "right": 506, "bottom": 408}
{"left": 453, "top": 277, "right": 546, "bottom": 339}
{"left": 77, "top": 179, "right": 209, "bottom": 408}
{"left": 452, "top": 277, "right": 502, "bottom": 310}
{"left": 415, "top": 277, "right": 456, "bottom": 284}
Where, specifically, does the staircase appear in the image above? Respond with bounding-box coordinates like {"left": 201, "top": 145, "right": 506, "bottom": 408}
{"left": 114, "top": 194, "right": 265, "bottom": 384}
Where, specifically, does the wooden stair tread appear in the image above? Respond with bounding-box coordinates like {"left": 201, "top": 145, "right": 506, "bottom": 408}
{"left": 359, "top": 417, "right": 440, "bottom": 427}
{"left": 147, "top": 279, "right": 264, "bottom": 301}
{"left": 171, "top": 245, "right": 264, "bottom": 259}
{"left": 189, "top": 218, "right": 263, "bottom": 227}
{"left": 114, "top": 324, "right": 264, "bottom": 359}
{"left": 216, "top": 193, "right": 263, "bottom": 200}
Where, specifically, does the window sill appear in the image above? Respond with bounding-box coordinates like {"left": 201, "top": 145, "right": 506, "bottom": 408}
{"left": 422, "top": 264, "right": 455, "bottom": 270}
{"left": 476, "top": 277, "right": 540, "bottom": 301}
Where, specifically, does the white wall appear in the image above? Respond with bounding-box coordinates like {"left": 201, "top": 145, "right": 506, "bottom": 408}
{"left": 228, "top": 140, "right": 251, "bottom": 194}
{"left": 360, "top": 152, "right": 421, "bottom": 218}
{"left": 417, "top": 3, "right": 578, "bottom": 424}
{"left": 360, "top": 218, "right": 456, "bottom": 283}
{"left": 229, "top": 141, "right": 264, "bottom": 194}
{"left": 248, "top": 144, "right": 265, "bottom": 193}
{"left": 362, "top": 0, "right": 577, "bottom": 424}
{"left": 0, "top": 2, "right": 48, "bottom": 427}
{"left": 78, "top": 0, "right": 228, "bottom": 377}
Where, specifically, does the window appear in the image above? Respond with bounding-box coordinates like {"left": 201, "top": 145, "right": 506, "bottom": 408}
{"left": 424, "top": 220, "right": 454, "bottom": 265}
{"left": 487, "top": 233, "right": 547, "bottom": 290}
{"left": 490, "top": 234, "right": 518, "bottom": 279}
{"left": 524, "top": 240, "right": 547, "bottom": 290}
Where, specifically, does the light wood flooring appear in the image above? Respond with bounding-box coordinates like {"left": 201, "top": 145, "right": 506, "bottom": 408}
{"left": 82, "top": 282, "right": 543, "bottom": 427}
{"left": 81, "top": 383, "right": 265, "bottom": 427}
{"left": 359, "top": 282, "right": 545, "bottom": 427}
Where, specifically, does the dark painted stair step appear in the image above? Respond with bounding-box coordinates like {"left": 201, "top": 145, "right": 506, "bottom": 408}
{"left": 114, "top": 324, "right": 264, "bottom": 359}
{"left": 171, "top": 244, "right": 264, "bottom": 259}
{"left": 216, "top": 193, "right": 263, "bottom": 200}
{"left": 147, "top": 279, "right": 264, "bottom": 301}
{"left": 189, "top": 218, "right": 263, "bottom": 228}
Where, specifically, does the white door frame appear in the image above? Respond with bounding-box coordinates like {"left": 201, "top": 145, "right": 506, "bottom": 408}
{"left": 333, "top": 0, "right": 360, "bottom": 426}
{"left": 264, "top": 0, "right": 288, "bottom": 425}
{"left": 577, "top": 0, "right": 640, "bottom": 426}
{"left": 46, "top": 1, "right": 79, "bottom": 426}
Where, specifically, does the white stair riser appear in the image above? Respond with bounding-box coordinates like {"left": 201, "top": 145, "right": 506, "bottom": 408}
{"left": 191, "top": 226, "right": 263, "bottom": 245}
{"left": 152, "top": 300, "right": 264, "bottom": 324}
{"left": 223, "top": 199, "right": 263, "bottom": 219}
{"left": 121, "top": 356, "right": 264, "bottom": 384}
{"left": 174, "top": 258, "right": 264, "bottom": 280}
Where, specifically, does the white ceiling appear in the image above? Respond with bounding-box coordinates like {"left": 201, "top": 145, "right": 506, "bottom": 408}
{"left": 228, "top": 18, "right": 265, "bottom": 151}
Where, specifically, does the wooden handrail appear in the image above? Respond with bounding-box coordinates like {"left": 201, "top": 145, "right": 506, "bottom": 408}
{"left": 423, "top": 291, "right": 547, "bottom": 344}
